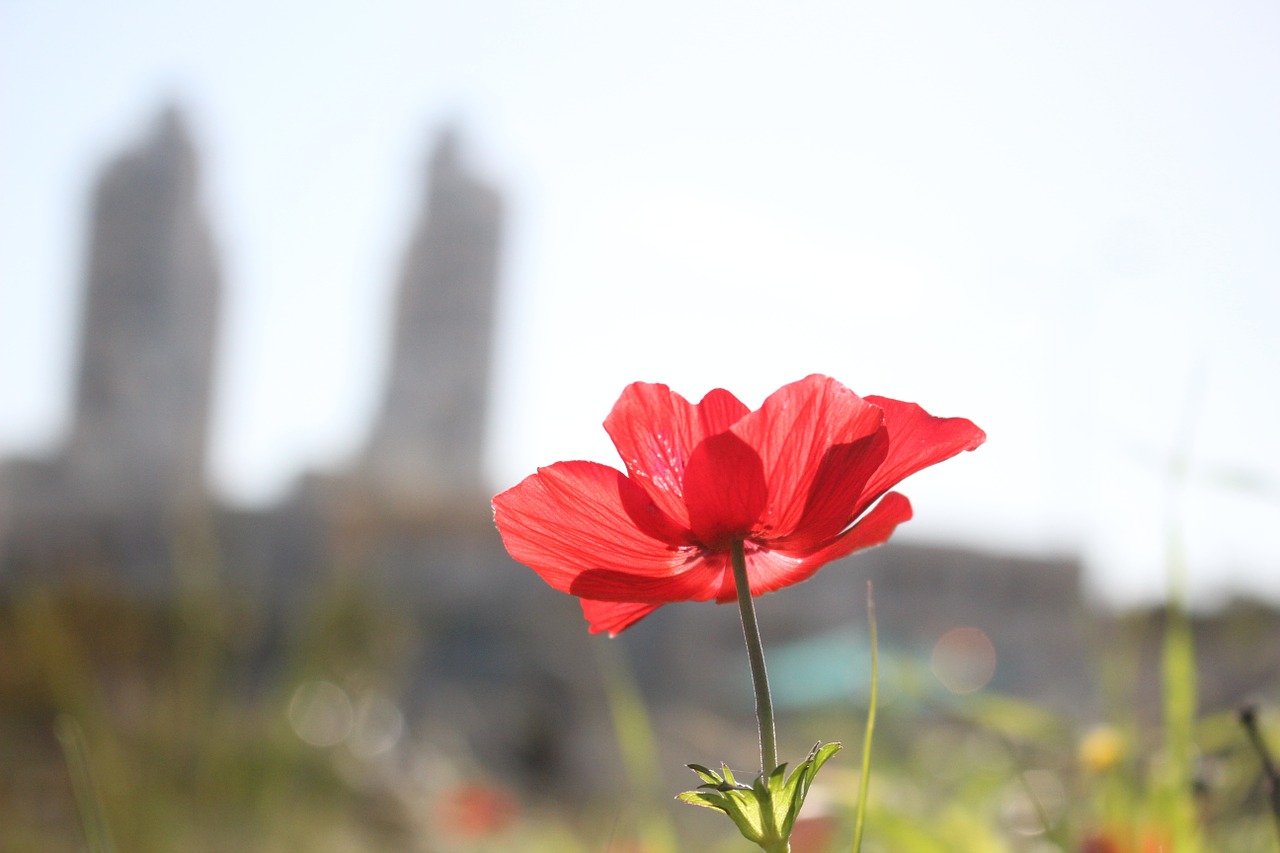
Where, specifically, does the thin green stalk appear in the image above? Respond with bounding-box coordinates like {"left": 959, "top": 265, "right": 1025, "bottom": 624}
{"left": 54, "top": 715, "right": 117, "bottom": 853}
{"left": 1239, "top": 706, "right": 1280, "bottom": 849}
{"left": 731, "top": 539, "right": 778, "bottom": 776}
{"left": 1160, "top": 538, "right": 1199, "bottom": 853}
{"left": 1160, "top": 373, "right": 1203, "bottom": 853}
{"left": 596, "top": 643, "right": 680, "bottom": 853}
{"left": 851, "top": 581, "right": 877, "bottom": 853}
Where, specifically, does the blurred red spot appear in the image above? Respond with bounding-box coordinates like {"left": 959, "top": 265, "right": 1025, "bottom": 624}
{"left": 435, "top": 781, "right": 519, "bottom": 838}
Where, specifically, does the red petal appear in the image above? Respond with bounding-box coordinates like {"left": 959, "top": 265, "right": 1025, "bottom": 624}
{"left": 604, "top": 383, "right": 750, "bottom": 528}
{"left": 681, "top": 432, "right": 769, "bottom": 546}
{"left": 695, "top": 387, "right": 753, "bottom": 434}
{"left": 799, "top": 490, "right": 914, "bottom": 568}
{"left": 770, "top": 428, "right": 889, "bottom": 553}
{"left": 492, "top": 461, "right": 687, "bottom": 594}
{"left": 604, "top": 383, "right": 698, "bottom": 528}
{"left": 731, "top": 375, "right": 884, "bottom": 539}
{"left": 568, "top": 553, "right": 724, "bottom": 602}
{"left": 858, "top": 396, "right": 986, "bottom": 512}
{"left": 576, "top": 551, "right": 736, "bottom": 633}
{"left": 714, "top": 491, "right": 914, "bottom": 601}
{"left": 579, "top": 599, "right": 664, "bottom": 635}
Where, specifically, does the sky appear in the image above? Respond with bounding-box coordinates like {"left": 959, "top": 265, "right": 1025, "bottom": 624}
{"left": 2, "top": 1, "right": 1278, "bottom": 608}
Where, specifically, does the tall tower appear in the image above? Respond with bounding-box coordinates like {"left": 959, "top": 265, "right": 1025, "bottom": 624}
{"left": 64, "top": 105, "right": 221, "bottom": 515}
{"left": 363, "top": 129, "right": 504, "bottom": 508}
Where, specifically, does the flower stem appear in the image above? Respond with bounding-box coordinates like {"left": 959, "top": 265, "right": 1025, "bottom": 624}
{"left": 730, "top": 539, "right": 778, "bottom": 776}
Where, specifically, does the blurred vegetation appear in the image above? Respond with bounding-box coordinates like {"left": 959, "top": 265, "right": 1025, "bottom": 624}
{"left": 2, "top": 550, "right": 1279, "bottom": 852}
{"left": 1, "top": 575, "right": 421, "bottom": 852}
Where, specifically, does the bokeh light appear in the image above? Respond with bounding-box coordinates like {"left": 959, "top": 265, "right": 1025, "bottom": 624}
{"left": 288, "top": 680, "right": 355, "bottom": 748}
{"left": 930, "top": 625, "right": 997, "bottom": 695}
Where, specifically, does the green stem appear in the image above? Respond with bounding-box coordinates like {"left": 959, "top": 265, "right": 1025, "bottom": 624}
{"left": 851, "top": 580, "right": 878, "bottom": 853}
{"left": 730, "top": 539, "right": 778, "bottom": 776}
{"left": 1239, "top": 706, "right": 1280, "bottom": 849}
{"left": 55, "top": 715, "right": 117, "bottom": 853}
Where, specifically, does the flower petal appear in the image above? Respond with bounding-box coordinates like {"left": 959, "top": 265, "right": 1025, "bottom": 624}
{"left": 713, "top": 492, "right": 914, "bottom": 601}
{"left": 569, "top": 552, "right": 725, "bottom": 602}
{"left": 681, "top": 432, "right": 769, "bottom": 547}
{"left": 575, "top": 551, "right": 733, "bottom": 632}
{"left": 695, "top": 387, "right": 754, "bottom": 434}
{"left": 731, "top": 375, "right": 884, "bottom": 539}
{"left": 579, "top": 599, "right": 666, "bottom": 635}
{"left": 492, "top": 461, "right": 687, "bottom": 594}
{"left": 604, "top": 383, "right": 750, "bottom": 528}
{"left": 797, "top": 490, "right": 914, "bottom": 569}
{"left": 858, "top": 396, "right": 986, "bottom": 511}
{"left": 769, "top": 428, "right": 890, "bottom": 553}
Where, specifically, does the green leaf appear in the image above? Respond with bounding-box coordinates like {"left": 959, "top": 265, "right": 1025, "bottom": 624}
{"left": 677, "top": 742, "right": 841, "bottom": 851}
{"left": 686, "top": 763, "right": 726, "bottom": 787}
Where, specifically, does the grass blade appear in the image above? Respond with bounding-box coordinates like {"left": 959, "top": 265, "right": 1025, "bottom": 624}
{"left": 54, "top": 715, "right": 117, "bottom": 853}
{"left": 852, "top": 580, "right": 878, "bottom": 853}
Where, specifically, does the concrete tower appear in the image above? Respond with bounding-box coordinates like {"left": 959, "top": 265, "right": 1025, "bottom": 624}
{"left": 363, "top": 129, "right": 504, "bottom": 509}
{"left": 64, "top": 106, "right": 221, "bottom": 516}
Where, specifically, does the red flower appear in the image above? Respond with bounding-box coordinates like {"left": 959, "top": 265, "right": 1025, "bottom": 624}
{"left": 493, "top": 375, "right": 984, "bottom": 634}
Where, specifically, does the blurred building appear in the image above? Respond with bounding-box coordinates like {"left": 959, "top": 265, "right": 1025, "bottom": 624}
{"left": 67, "top": 106, "right": 220, "bottom": 516}
{"left": 362, "top": 128, "right": 503, "bottom": 511}
{"left": 0, "top": 106, "right": 220, "bottom": 593}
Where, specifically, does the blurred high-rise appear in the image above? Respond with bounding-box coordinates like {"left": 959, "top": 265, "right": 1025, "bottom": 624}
{"left": 66, "top": 105, "right": 221, "bottom": 517}
{"left": 0, "top": 106, "right": 221, "bottom": 590}
{"left": 363, "top": 129, "right": 503, "bottom": 510}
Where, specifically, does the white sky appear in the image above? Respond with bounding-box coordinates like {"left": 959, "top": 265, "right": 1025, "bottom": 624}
{"left": 2, "top": 1, "right": 1278, "bottom": 608}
